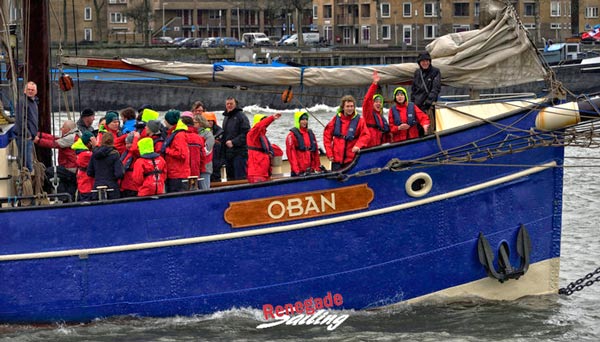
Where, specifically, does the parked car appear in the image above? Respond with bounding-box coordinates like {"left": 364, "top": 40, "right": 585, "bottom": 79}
{"left": 174, "top": 37, "right": 193, "bottom": 47}
{"left": 201, "top": 37, "right": 218, "bottom": 48}
{"left": 183, "top": 37, "right": 205, "bottom": 48}
{"left": 268, "top": 36, "right": 281, "bottom": 46}
{"left": 276, "top": 35, "right": 290, "bottom": 46}
{"left": 172, "top": 37, "right": 188, "bottom": 46}
{"left": 282, "top": 33, "right": 320, "bottom": 46}
{"left": 241, "top": 32, "right": 271, "bottom": 47}
{"left": 151, "top": 37, "right": 173, "bottom": 45}
{"left": 216, "top": 37, "right": 245, "bottom": 48}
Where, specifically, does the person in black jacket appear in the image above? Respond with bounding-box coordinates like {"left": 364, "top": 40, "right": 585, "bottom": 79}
{"left": 221, "top": 97, "right": 250, "bottom": 180}
{"left": 411, "top": 52, "right": 441, "bottom": 133}
{"left": 87, "top": 132, "right": 124, "bottom": 200}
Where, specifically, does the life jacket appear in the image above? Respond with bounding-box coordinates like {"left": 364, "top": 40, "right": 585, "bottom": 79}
{"left": 160, "top": 129, "right": 184, "bottom": 155}
{"left": 333, "top": 113, "right": 360, "bottom": 141}
{"left": 141, "top": 152, "right": 163, "bottom": 195}
{"left": 391, "top": 102, "right": 416, "bottom": 126}
{"left": 367, "top": 110, "right": 390, "bottom": 133}
{"left": 289, "top": 127, "right": 317, "bottom": 152}
{"left": 120, "top": 150, "right": 135, "bottom": 171}
{"left": 152, "top": 134, "right": 164, "bottom": 145}
{"left": 248, "top": 135, "right": 274, "bottom": 156}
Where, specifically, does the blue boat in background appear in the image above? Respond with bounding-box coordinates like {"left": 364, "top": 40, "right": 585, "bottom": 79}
{"left": 1, "top": 0, "right": 600, "bottom": 323}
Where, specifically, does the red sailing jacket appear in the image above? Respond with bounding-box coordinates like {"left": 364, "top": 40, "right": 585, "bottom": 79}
{"left": 163, "top": 122, "right": 190, "bottom": 179}
{"left": 132, "top": 153, "right": 167, "bottom": 196}
{"left": 119, "top": 136, "right": 140, "bottom": 192}
{"left": 388, "top": 102, "right": 430, "bottom": 142}
{"left": 97, "top": 126, "right": 127, "bottom": 155}
{"left": 37, "top": 131, "right": 78, "bottom": 170}
{"left": 247, "top": 115, "right": 276, "bottom": 182}
{"left": 75, "top": 150, "right": 94, "bottom": 194}
{"left": 285, "top": 127, "right": 320, "bottom": 175}
{"left": 323, "top": 112, "right": 371, "bottom": 165}
{"left": 184, "top": 126, "right": 206, "bottom": 177}
{"left": 362, "top": 82, "right": 389, "bottom": 147}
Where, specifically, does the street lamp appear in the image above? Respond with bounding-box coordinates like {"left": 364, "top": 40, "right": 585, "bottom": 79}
{"left": 162, "top": 2, "right": 168, "bottom": 37}
{"left": 414, "top": 9, "right": 418, "bottom": 51}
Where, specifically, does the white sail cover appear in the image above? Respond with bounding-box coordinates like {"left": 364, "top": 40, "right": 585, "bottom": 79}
{"left": 119, "top": 1, "right": 548, "bottom": 89}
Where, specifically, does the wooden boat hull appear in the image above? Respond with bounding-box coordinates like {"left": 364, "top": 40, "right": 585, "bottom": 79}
{"left": 0, "top": 101, "right": 564, "bottom": 323}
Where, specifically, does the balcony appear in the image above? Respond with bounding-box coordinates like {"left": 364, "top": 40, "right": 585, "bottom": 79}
{"left": 336, "top": 15, "right": 356, "bottom": 26}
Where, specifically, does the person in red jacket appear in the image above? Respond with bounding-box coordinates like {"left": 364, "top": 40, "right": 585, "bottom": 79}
{"left": 246, "top": 113, "right": 281, "bottom": 183}
{"left": 161, "top": 109, "right": 190, "bottom": 192}
{"left": 144, "top": 120, "right": 165, "bottom": 153}
{"left": 323, "top": 95, "right": 371, "bottom": 171}
{"left": 362, "top": 70, "right": 391, "bottom": 147}
{"left": 97, "top": 111, "right": 127, "bottom": 154}
{"left": 71, "top": 131, "right": 96, "bottom": 201}
{"left": 35, "top": 119, "right": 80, "bottom": 196}
{"left": 388, "top": 87, "right": 430, "bottom": 143}
{"left": 285, "top": 111, "right": 321, "bottom": 177}
{"left": 132, "top": 137, "right": 167, "bottom": 197}
{"left": 35, "top": 119, "right": 79, "bottom": 171}
{"left": 180, "top": 111, "right": 206, "bottom": 188}
{"left": 119, "top": 132, "right": 140, "bottom": 198}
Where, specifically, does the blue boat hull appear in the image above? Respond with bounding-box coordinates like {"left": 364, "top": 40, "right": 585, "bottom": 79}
{"left": 0, "top": 106, "right": 563, "bottom": 323}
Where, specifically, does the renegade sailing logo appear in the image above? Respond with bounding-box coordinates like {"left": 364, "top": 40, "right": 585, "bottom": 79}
{"left": 256, "top": 292, "right": 349, "bottom": 331}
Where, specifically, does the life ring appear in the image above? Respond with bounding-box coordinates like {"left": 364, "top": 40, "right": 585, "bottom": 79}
{"left": 405, "top": 172, "right": 433, "bottom": 198}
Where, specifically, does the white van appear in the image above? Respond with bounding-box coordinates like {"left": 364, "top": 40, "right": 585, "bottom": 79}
{"left": 282, "top": 33, "right": 320, "bottom": 46}
{"left": 241, "top": 32, "right": 271, "bottom": 47}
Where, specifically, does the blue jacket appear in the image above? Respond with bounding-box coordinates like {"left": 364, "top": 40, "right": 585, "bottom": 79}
{"left": 14, "top": 95, "right": 39, "bottom": 139}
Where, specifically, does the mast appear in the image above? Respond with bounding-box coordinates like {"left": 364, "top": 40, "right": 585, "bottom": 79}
{"left": 24, "top": 0, "right": 50, "bottom": 166}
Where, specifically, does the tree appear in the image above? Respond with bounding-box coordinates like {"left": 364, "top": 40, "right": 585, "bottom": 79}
{"left": 93, "top": 0, "right": 106, "bottom": 43}
{"left": 124, "top": 0, "right": 152, "bottom": 46}
{"left": 287, "top": 0, "right": 311, "bottom": 46}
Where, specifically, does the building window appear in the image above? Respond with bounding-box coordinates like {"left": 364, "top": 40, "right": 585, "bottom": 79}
{"left": 550, "top": 1, "right": 560, "bottom": 17}
{"left": 403, "top": 25, "right": 412, "bottom": 45}
{"left": 586, "top": 7, "right": 599, "bottom": 18}
{"left": 382, "top": 25, "right": 391, "bottom": 40}
{"left": 84, "top": 28, "right": 92, "bottom": 41}
{"left": 381, "top": 3, "right": 390, "bottom": 18}
{"left": 361, "top": 25, "right": 370, "bottom": 43}
{"left": 324, "top": 5, "right": 332, "bottom": 19}
{"left": 550, "top": 23, "right": 561, "bottom": 29}
{"left": 110, "top": 12, "right": 127, "bottom": 23}
{"left": 523, "top": 23, "right": 536, "bottom": 30}
{"left": 474, "top": 2, "right": 480, "bottom": 17}
{"left": 424, "top": 24, "right": 438, "bottom": 39}
{"left": 361, "top": 4, "right": 370, "bottom": 18}
{"left": 453, "top": 2, "right": 469, "bottom": 17}
{"left": 84, "top": 7, "right": 92, "bottom": 21}
{"left": 313, "top": 5, "right": 318, "bottom": 19}
{"left": 424, "top": 2, "right": 438, "bottom": 17}
{"left": 453, "top": 25, "right": 470, "bottom": 33}
{"left": 524, "top": 3, "right": 536, "bottom": 17}
{"left": 109, "top": 0, "right": 117, "bottom": 3}
{"left": 403, "top": 3, "right": 411, "bottom": 17}
{"left": 324, "top": 25, "right": 333, "bottom": 42}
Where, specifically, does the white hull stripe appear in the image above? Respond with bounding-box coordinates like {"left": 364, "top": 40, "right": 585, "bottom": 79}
{"left": 0, "top": 162, "right": 557, "bottom": 261}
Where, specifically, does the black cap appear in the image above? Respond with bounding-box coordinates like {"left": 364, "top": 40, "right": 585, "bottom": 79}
{"left": 80, "top": 108, "right": 95, "bottom": 117}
